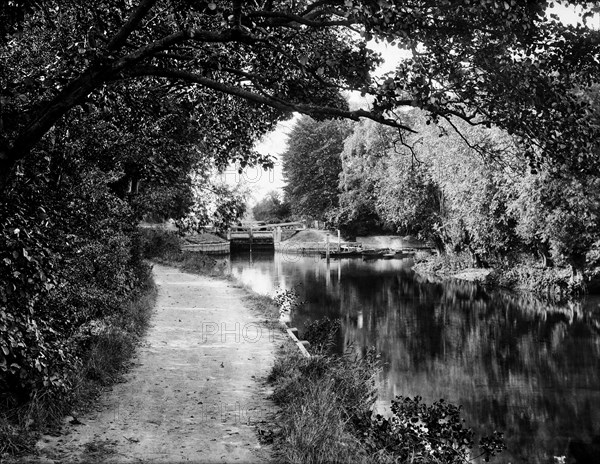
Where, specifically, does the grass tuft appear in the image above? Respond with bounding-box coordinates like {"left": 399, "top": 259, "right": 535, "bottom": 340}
{"left": 269, "top": 345, "right": 379, "bottom": 464}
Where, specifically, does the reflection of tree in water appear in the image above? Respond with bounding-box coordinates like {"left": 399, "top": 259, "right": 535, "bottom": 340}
{"left": 230, "top": 253, "right": 600, "bottom": 463}
{"left": 332, "top": 272, "right": 600, "bottom": 464}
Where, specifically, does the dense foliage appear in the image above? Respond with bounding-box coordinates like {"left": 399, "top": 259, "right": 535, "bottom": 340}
{"left": 282, "top": 116, "right": 350, "bottom": 223}
{"left": 0, "top": 145, "right": 149, "bottom": 407}
{"left": 252, "top": 190, "right": 291, "bottom": 223}
{"left": 353, "top": 113, "right": 600, "bottom": 289}
{"left": 282, "top": 110, "right": 600, "bottom": 291}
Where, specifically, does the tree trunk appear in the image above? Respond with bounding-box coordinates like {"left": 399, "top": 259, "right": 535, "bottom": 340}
{"left": 539, "top": 251, "right": 553, "bottom": 268}
{"left": 431, "top": 235, "right": 446, "bottom": 256}
{"left": 469, "top": 249, "right": 480, "bottom": 268}
{"left": 569, "top": 254, "right": 587, "bottom": 294}
{"left": 536, "top": 242, "right": 553, "bottom": 268}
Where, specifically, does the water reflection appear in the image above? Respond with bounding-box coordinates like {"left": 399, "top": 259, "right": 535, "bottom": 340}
{"left": 229, "top": 251, "right": 600, "bottom": 464}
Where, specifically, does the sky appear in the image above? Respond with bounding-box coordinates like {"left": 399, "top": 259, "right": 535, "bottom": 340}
{"left": 233, "top": 4, "right": 588, "bottom": 205}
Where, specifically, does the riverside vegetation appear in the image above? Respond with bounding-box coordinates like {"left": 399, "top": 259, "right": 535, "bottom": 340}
{"left": 267, "top": 294, "right": 506, "bottom": 464}
{"left": 278, "top": 113, "right": 600, "bottom": 297}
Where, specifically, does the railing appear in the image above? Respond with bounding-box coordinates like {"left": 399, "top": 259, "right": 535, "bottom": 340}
{"left": 229, "top": 231, "right": 274, "bottom": 239}
{"left": 229, "top": 221, "right": 305, "bottom": 231}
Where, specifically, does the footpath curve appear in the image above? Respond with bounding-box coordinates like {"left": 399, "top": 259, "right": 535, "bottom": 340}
{"left": 32, "top": 263, "right": 281, "bottom": 463}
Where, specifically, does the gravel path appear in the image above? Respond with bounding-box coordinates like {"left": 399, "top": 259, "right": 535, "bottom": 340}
{"left": 30, "top": 263, "right": 280, "bottom": 463}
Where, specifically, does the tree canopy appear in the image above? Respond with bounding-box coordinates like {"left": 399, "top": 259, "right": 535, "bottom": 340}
{"left": 3, "top": 1, "right": 600, "bottom": 190}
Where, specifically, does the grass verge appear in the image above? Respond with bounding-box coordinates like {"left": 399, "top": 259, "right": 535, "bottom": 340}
{"left": 139, "top": 228, "right": 229, "bottom": 277}
{"left": 268, "top": 343, "right": 379, "bottom": 464}
{"left": 0, "top": 270, "right": 157, "bottom": 457}
{"left": 152, "top": 249, "right": 230, "bottom": 276}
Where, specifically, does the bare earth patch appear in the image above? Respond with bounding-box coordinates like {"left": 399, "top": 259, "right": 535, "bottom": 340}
{"left": 19, "top": 263, "right": 282, "bottom": 463}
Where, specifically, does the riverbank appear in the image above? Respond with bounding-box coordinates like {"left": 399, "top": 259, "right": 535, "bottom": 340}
{"left": 413, "top": 251, "right": 600, "bottom": 298}
{"left": 7, "top": 263, "right": 282, "bottom": 463}
{"left": 264, "top": 308, "right": 506, "bottom": 464}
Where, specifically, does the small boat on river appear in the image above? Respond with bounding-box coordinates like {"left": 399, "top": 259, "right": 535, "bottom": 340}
{"left": 361, "top": 249, "right": 387, "bottom": 259}
{"left": 320, "top": 250, "right": 363, "bottom": 259}
{"left": 364, "top": 249, "right": 416, "bottom": 260}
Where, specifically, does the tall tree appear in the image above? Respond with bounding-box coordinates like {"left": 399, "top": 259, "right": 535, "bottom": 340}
{"left": 337, "top": 111, "right": 523, "bottom": 260}
{"left": 509, "top": 166, "right": 600, "bottom": 285}
{"left": 282, "top": 116, "right": 350, "bottom": 222}
{"left": 336, "top": 119, "right": 391, "bottom": 236}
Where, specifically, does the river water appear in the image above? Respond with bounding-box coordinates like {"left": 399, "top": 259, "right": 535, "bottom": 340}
{"left": 227, "top": 251, "right": 600, "bottom": 463}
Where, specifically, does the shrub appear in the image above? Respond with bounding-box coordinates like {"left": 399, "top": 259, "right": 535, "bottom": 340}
{"left": 273, "top": 288, "right": 303, "bottom": 313}
{"left": 366, "top": 396, "right": 505, "bottom": 463}
{"left": 138, "top": 228, "right": 181, "bottom": 259}
{"left": 1, "top": 165, "right": 155, "bottom": 453}
{"left": 268, "top": 313, "right": 506, "bottom": 464}
{"left": 0, "top": 190, "right": 66, "bottom": 403}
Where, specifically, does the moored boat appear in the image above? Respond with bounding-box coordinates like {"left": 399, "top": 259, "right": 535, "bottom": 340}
{"left": 320, "top": 250, "right": 363, "bottom": 259}
{"left": 361, "top": 249, "right": 387, "bottom": 259}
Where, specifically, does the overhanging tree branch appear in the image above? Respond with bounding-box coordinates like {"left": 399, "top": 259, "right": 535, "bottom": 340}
{"left": 107, "top": 0, "right": 159, "bottom": 50}
{"left": 2, "top": 24, "right": 257, "bottom": 173}
{"left": 121, "top": 65, "right": 418, "bottom": 132}
{"left": 248, "top": 10, "right": 355, "bottom": 28}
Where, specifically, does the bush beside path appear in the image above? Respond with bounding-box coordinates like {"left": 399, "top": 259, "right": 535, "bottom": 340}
{"left": 17, "top": 263, "right": 281, "bottom": 463}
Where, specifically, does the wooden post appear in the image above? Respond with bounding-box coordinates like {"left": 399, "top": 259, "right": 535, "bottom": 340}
{"left": 326, "top": 232, "right": 330, "bottom": 262}
{"left": 337, "top": 229, "right": 341, "bottom": 252}
{"left": 249, "top": 227, "right": 253, "bottom": 252}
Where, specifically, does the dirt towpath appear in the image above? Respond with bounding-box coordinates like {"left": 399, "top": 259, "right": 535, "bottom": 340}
{"left": 31, "top": 263, "right": 281, "bottom": 463}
